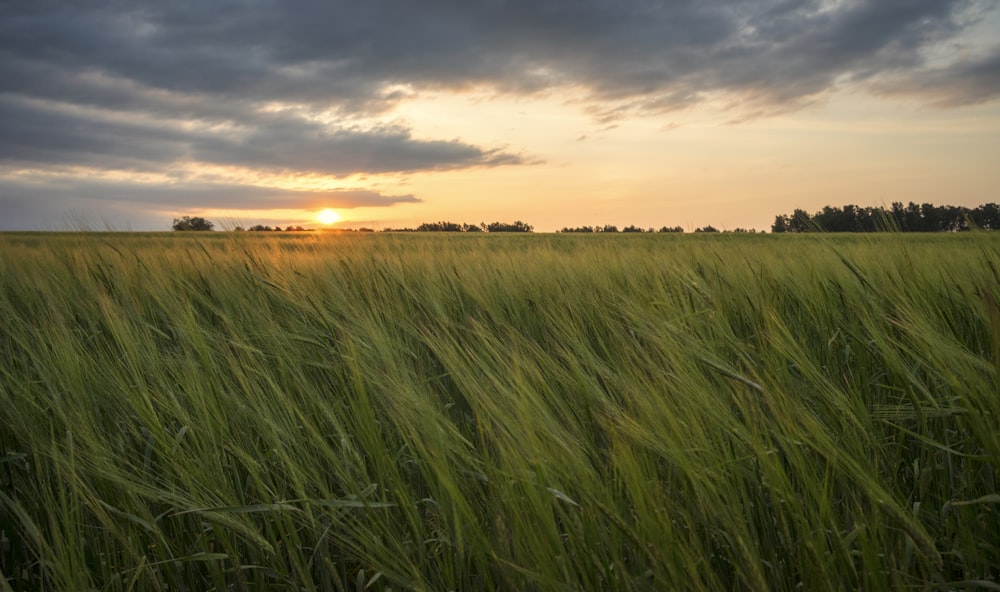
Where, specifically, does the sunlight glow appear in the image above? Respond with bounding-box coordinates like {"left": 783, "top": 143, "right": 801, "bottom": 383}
{"left": 317, "top": 209, "right": 341, "bottom": 225}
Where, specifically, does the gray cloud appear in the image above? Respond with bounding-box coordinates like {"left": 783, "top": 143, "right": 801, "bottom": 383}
{"left": 870, "top": 45, "right": 1000, "bottom": 106}
{"left": 3, "top": 1, "right": 993, "bottom": 118}
{"left": 0, "top": 95, "right": 524, "bottom": 175}
{"left": 190, "top": 119, "right": 525, "bottom": 176}
{"left": 0, "top": 96, "right": 190, "bottom": 171}
{"left": 0, "top": 176, "right": 417, "bottom": 210}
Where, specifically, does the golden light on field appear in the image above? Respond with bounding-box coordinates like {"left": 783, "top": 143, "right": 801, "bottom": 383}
{"left": 317, "top": 209, "right": 341, "bottom": 225}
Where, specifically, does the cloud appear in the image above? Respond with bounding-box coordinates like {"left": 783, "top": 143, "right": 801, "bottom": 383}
{"left": 0, "top": 95, "right": 525, "bottom": 175}
{"left": 0, "top": 175, "right": 417, "bottom": 210}
{"left": 3, "top": 0, "right": 994, "bottom": 119}
{"left": 870, "top": 45, "right": 1000, "bottom": 107}
{"left": 0, "top": 96, "right": 191, "bottom": 171}
{"left": 190, "top": 119, "right": 526, "bottom": 176}
{"left": 0, "top": 175, "right": 419, "bottom": 230}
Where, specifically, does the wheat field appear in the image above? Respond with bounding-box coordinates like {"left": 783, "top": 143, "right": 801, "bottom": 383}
{"left": 1, "top": 231, "right": 997, "bottom": 590}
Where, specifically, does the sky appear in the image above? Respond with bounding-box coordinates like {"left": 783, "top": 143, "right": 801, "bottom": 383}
{"left": 1, "top": 0, "right": 999, "bottom": 232}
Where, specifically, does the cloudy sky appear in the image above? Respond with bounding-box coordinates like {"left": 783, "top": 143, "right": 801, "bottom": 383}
{"left": 2, "top": 0, "right": 998, "bottom": 231}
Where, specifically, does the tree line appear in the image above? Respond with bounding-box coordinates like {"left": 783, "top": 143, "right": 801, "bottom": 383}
{"left": 171, "top": 217, "right": 536, "bottom": 233}
{"left": 174, "top": 202, "right": 999, "bottom": 233}
{"left": 557, "top": 225, "right": 758, "bottom": 233}
{"left": 772, "top": 202, "right": 1000, "bottom": 233}
{"left": 560, "top": 224, "right": 683, "bottom": 233}
{"left": 405, "top": 221, "right": 534, "bottom": 232}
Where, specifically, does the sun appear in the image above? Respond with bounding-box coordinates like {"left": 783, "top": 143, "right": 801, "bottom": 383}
{"left": 317, "top": 209, "right": 341, "bottom": 225}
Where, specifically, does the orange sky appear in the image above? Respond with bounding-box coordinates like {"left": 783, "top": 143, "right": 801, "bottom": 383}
{"left": 193, "top": 89, "right": 1000, "bottom": 232}
{"left": 330, "top": 90, "right": 1000, "bottom": 231}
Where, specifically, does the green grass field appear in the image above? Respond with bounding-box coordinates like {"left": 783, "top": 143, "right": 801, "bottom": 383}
{"left": 1, "top": 232, "right": 998, "bottom": 591}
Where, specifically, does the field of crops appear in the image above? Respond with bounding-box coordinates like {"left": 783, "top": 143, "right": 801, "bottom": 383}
{"left": 1, "top": 231, "right": 998, "bottom": 591}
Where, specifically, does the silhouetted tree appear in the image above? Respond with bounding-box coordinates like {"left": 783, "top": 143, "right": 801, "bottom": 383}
{"left": 172, "top": 216, "right": 214, "bottom": 231}
{"left": 789, "top": 209, "right": 813, "bottom": 232}
{"left": 621, "top": 225, "right": 645, "bottom": 233}
{"left": 945, "top": 205, "right": 970, "bottom": 231}
{"left": 772, "top": 201, "right": 996, "bottom": 232}
{"left": 413, "top": 221, "right": 491, "bottom": 231}
{"left": 486, "top": 221, "right": 533, "bottom": 232}
{"left": 694, "top": 225, "right": 719, "bottom": 233}
{"left": 658, "top": 226, "right": 684, "bottom": 233}
{"left": 417, "top": 221, "right": 466, "bottom": 231}
{"left": 771, "top": 215, "right": 790, "bottom": 233}
{"left": 904, "top": 202, "right": 923, "bottom": 231}
{"left": 971, "top": 203, "right": 1000, "bottom": 230}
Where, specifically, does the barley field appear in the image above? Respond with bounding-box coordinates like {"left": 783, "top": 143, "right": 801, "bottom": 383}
{"left": 0, "top": 232, "right": 997, "bottom": 591}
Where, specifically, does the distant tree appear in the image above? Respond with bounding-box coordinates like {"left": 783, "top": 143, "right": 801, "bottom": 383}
{"left": 172, "top": 216, "right": 214, "bottom": 231}
{"left": 971, "top": 203, "right": 1000, "bottom": 230}
{"left": 788, "top": 209, "right": 813, "bottom": 233}
{"left": 599, "top": 224, "right": 619, "bottom": 233}
{"left": 463, "top": 223, "right": 485, "bottom": 232}
{"left": 904, "top": 202, "right": 923, "bottom": 231}
{"left": 771, "top": 215, "right": 790, "bottom": 233}
{"left": 248, "top": 224, "right": 272, "bottom": 231}
{"left": 486, "top": 221, "right": 533, "bottom": 232}
{"left": 417, "top": 221, "right": 465, "bottom": 231}
{"left": 772, "top": 201, "right": 999, "bottom": 233}
{"left": 947, "top": 205, "right": 971, "bottom": 231}
{"left": 560, "top": 226, "right": 595, "bottom": 233}
{"left": 694, "top": 225, "right": 719, "bottom": 233}
{"left": 813, "top": 205, "right": 842, "bottom": 231}
{"left": 888, "top": 202, "right": 906, "bottom": 231}
{"left": 621, "top": 225, "right": 645, "bottom": 233}
{"left": 658, "top": 226, "right": 684, "bottom": 233}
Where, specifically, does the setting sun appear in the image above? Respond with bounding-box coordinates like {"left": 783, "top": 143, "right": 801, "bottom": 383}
{"left": 317, "top": 209, "right": 341, "bottom": 225}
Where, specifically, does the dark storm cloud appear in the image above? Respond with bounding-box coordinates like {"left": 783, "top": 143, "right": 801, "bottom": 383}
{"left": 0, "top": 95, "right": 523, "bottom": 175}
{"left": 3, "top": 1, "right": 993, "bottom": 115}
{"left": 0, "top": 96, "right": 190, "bottom": 170}
{"left": 2, "top": 0, "right": 993, "bottom": 148}
{"left": 190, "top": 119, "right": 524, "bottom": 176}
{"left": 871, "top": 46, "right": 1000, "bottom": 106}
